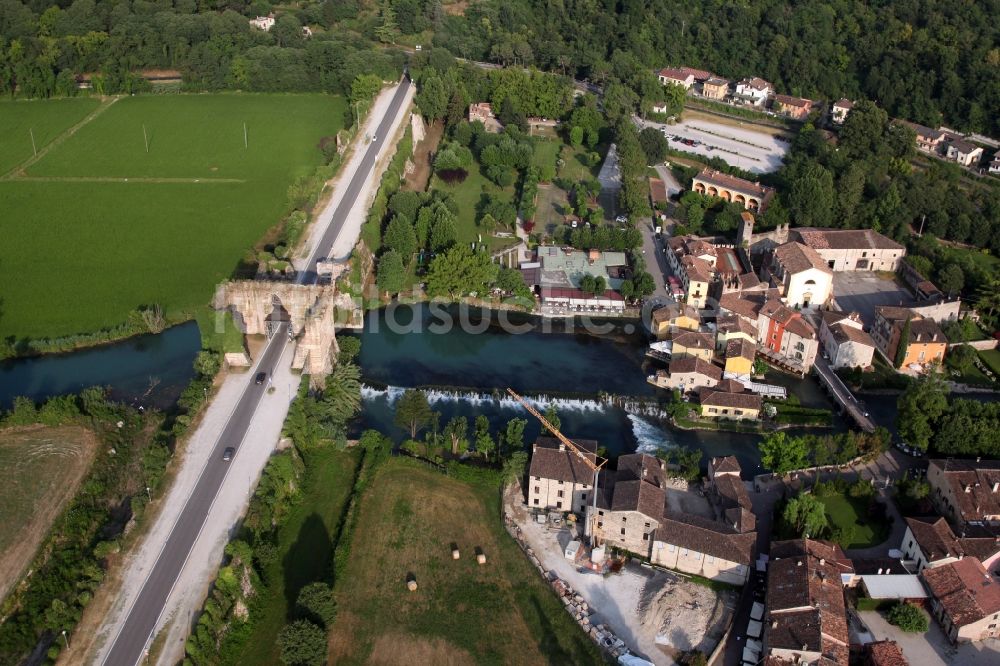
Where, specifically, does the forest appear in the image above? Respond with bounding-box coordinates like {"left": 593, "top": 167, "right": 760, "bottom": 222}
{"left": 431, "top": 0, "right": 1000, "bottom": 136}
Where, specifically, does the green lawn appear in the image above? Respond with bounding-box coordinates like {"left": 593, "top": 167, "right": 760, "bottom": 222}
{"left": 819, "top": 494, "right": 889, "bottom": 549}
{"left": 557, "top": 143, "right": 601, "bottom": 182}
{"left": 328, "top": 459, "right": 604, "bottom": 665}
{"left": 231, "top": 447, "right": 360, "bottom": 666}
{"left": 980, "top": 349, "right": 1000, "bottom": 375}
{"left": 0, "top": 98, "right": 100, "bottom": 174}
{"left": 0, "top": 94, "right": 345, "bottom": 340}
{"left": 531, "top": 138, "right": 561, "bottom": 174}
{"left": 429, "top": 160, "right": 515, "bottom": 246}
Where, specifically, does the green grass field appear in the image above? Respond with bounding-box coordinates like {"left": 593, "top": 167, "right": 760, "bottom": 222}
{"left": 0, "top": 94, "right": 345, "bottom": 340}
{"left": 429, "top": 160, "right": 515, "bottom": 248}
{"left": 531, "top": 138, "right": 561, "bottom": 174}
{"left": 0, "top": 98, "right": 100, "bottom": 174}
{"left": 980, "top": 349, "right": 1000, "bottom": 375}
{"left": 819, "top": 493, "right": 889, "bottom": 549}
{"left": 231, "top": 447, "right": 359, "bottom": 666}
{"left": 328, "top": 459, "right": 604, "bottom": 665}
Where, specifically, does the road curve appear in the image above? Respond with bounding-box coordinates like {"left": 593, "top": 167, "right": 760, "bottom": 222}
{"left": 101, "top": 76, "right": 412, "bottom": 666}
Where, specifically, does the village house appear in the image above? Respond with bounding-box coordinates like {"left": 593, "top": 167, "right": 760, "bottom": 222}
{"left": 587, "top": 454, "right": 757, "bottom": 584}
{"left": 670, "top": 330, "right": 716, "bottom": 362}
{"left": 921, "top": 557, "right": 1000, "bottom": 643}
{"left": 901, "top": 516, "right": 1000, "bottom": 573}
{"left": 650, "top": 356, "right": 723, "bottom": 392}
{"left": 831, "top": 99, "right": 854, "bottom": 125}
{"left": 792, "top": 228, "right": 905, "bottom": 272}
{"left": 945, "top": 137, "right": 984, "bottom": 167}
{"left": 870, "top": 306, "right": 946, "bottom": 369}
{"left": 990, "top": 150, "right": 1000, "bottom": 175}
{"left": 468, "top": 102, "right": 503, "bottom": 133}
{"left": 905, "top": 122, "right": 947, "bottom": 154}
{"left": 526, "top": 437, "right": 599, "bottom": 514}
{"left": 766, "top": 241, "right": 833, "bottom": 308}
{"left": 927, "top": 459, "right": 1000, "bottom": 526}
{"left": 691, "top": 168, "right": 775, "bottom": 212}
{"left": 819, "top": 311, "right": 876, "bottom": 369}
{"left": 522, "top": 246, "right": 628, "bottom": 312}
{"left": 657, "top": 67, "right": 695, "bottom": 89}
{"left": 650, "top": 302, "right": 701, "bottom": 340}
{"left": 679, "top": 255, "right": 714, "bottom": 308}
{"left": 698, "top": 382, "right": 762, "bottom": 421}
{"left": 758, "top": 299, "right": 820, "bottom": 372}
{"left": 772, "top": 94, "right": 814, "bottom": 120}
{"left": 762, "top": 539, "right": 854, "bottom": 665}
{"left": 679, "top": 66, "right": 713, "bottom": 83}
{"left": 715, "top": 314, "right": 757, "bottom": 351}
{"left": 249, "top": 14, "right": 275, "bottom": 30}
{"left": 701, "top": 77, "right": 730, "bottom": 101}
{"left": 724, "top": 338, "right": 756, "bottom": 375}
{"left": 734, "top": 77, "right": 773, "bottom": 106}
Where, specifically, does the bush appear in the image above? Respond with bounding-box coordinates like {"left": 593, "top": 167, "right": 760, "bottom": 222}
{"left": 277, "top": 619, "right": 327, "bottom": 666}
{"left": 887, "top": 602, "right": 929, "bottom": 633}
{"left": 295, "top": 582, "right": 337, "bottom": 628}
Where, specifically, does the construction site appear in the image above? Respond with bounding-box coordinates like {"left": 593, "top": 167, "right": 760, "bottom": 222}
{"left": 504, "top": 389, "right": 738, "bottom": 665}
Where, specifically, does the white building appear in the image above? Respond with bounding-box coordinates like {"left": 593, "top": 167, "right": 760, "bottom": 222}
{"left": 819, "top": 311, "right": 876, "bottom": 369}
{"left": 249, "top": 14, "right": 275, "bottom": 31}
{"left": 526, "top": 437, "right": 599, "bottom": 514}
{"left": 990, "top": 150, "right": 1000, "bottom": 175}
{"left": 658, "top": 67, "right": 694, "bottom": 90}
{"left": 793, "top": 228, "right": 905, "bottom": 272}
{"left": 768, "top": 241, "right": 833, "bottom": 309}
{"left": 734, "top": 77, "right": 772, "bottom": 106}
{"left": 945, "top": 138, "right": 984, "bottom": 167}
{"left": 831, "top": 99, "right": 854, "bottom": 125}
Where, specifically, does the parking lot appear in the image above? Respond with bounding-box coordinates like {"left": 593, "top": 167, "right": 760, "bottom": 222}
{"left": 637, "top": 114, "right": 790, "bottom": 174}
{"left": 831, "top": 272, "right": 913, "bottom": 327}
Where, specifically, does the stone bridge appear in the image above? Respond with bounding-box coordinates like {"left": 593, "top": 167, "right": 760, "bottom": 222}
{"left": 213, "top": 280, "right": 360, "bottom": 377}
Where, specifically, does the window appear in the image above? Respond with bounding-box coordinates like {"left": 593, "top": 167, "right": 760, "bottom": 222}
{"left": 533, "top": 499, "right": 539, "bottom": 505}
{"left": 708, "top": 408, "right": 718, "bottom": 414}
{"left": 620, "top": 528, "right": 626, "bottom": 535}
{"left": 862, "top": 252, "right": 867, "bottom": 258}
{"left": 557, "top": 490, "right": 564, "bottom": 498}
{"left": 534, "top": 486, "right": 540, "bottom": 494}
{"left": 582, "top": 493, "right": 587, "bottom": 501}
{"left": 598, "top": 510, "right": 604, "bottom": 516}
{"left": 622, "top": 517, "right": 627, "bottom": 523}
{"left": 558, "top": 480, "right": 563, "bottom": 485}
{"left": 556, "top": 501, "right": 562, "bottom": 509}
{"left": 643, "top": 533, "right": 649, "bottom": 541}
{"left": 722, "top": 409, "right": 729, "bottom": 415}
{"left": 598, "top": 521, "right": 603, "bottom": 528}
{"left": 644, "top": 522, "right": 651, "bottom": 529}
{"left": 735, "top": 410, "right": 743, "bottom": 416}
{"left": 707, "top": 555, "right": 715, "bottom": 563}
{"left": 668, "top": 544, "right": 676, "bottom": 552}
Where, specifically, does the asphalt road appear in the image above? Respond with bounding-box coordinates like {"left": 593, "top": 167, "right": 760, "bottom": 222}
{"left": 102, "top": 76, "right": 412, "bottom": 666}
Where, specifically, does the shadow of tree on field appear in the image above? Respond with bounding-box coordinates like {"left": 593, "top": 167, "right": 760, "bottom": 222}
{"left": 282, "top": 512, "right": 333, "bottom": 619}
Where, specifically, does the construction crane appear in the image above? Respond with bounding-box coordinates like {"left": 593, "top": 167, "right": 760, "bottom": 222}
{"left": 506, "top": 388, "right": 606, "bottom": 546}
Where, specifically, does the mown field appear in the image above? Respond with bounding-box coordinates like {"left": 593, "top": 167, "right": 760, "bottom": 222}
{"left": 328, "top": 459, "right": 605, "bottom": 665}
{"left": 0, "top": 98, "right": 100, "bottom": 174}
{"left": 0, "top": 425, "right": 98, "bottom": 601}
{"left": 0, "top": 94, "right": 345, "bottom": 340}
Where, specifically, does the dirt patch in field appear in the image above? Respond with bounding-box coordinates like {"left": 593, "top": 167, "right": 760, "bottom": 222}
{"left": 368, "top": 632, "right": 476, "bottom": 666}
{"left": 442, "top": 0, "right": 469, "bottom": 16}
{"left": 0, "top": 424, "right": 99, "bottom": 600}
{"left": 404, "top": 120, "right": 444, "bottom": 192}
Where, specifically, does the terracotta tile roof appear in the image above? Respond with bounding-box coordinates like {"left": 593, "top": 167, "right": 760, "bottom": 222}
{"left": 672, "top": 330, "right": 715, "bottom": 351}
{"left": 829, "top": 322, "right": 875, "bottom": 348}
{"left": 947, "top": 137, "right": 979, "bottom": 155}
{"left": 874, "top": 305, "right": 913, "bottom": 322}
{"left": 616, "top": 453, "right": 666, "bottom": 486}
{"left": 766, "top": 540, "right": 853, "bottom": 662}
{"left": 738, "top": 272, "right": 762, "bottom": 290}
{"left": 928, "top": 459, "right": 1000, "bottom": 523}
{"left": 528, "top": 437, "right": 598, "bottom": 484}
{"left": 715, "top": 474, "right": 753, "bottom": 515}
{"left": 611, "top": 479, "right": 665, "bottom": 519}
{"left": 694, "top": 168, "right": 773, "bottom": 198}
{"left": 682, "top": 255, "right": 714, "bottom": 283}
{"left": 716, "top": 378, "right": 746, "bottom": 394}
{"left": 921, "top": 557, "right": 1000, "bottom": 627}
{"left": 864, "top": 640, "right": 908, "bottom": 666}
{"left": 657, "top": 511, "right": 756, "bottom": 564}
{"left": 710, "top": 456, "right": 742, "bottom": 476}
{"left": 727, "top": 338, "right": 757, "bottom": 361}
{"left": 679, "top": 66, "right": 713, "bottom": 81}
{"left": 833, "top": 99, "right": 854, "bottom": 110}
{"left": 774, "top": 94, "right": 813, "bottom": 109}
{"left": 717, "top": 313, "right": 756, "bottom": 337}
{"left": 905, "top": 517, "right": 963, "bottom": 561}
{"left": 652, "top": 302, "right": 701, "bottom": 325}
{"left": 738, "top": 77, "right": 772, "bottom": 92}
{"left": 658, "top": 67, "right": 692, "bottom": 82}
{"left": 785, "top": 316, "right": 817, "bottom": 340}
{"left": 720, "top": 292, "right": 767, "bottom": 320}
{"left": 668, "top": 356, "right": 723, "bottom": 380}
{"left": 705, "top": 76, "right": 730, "bottom": 87}
{"left": 774, "top": 241, "right": 832, "bottom": 274}
{"left": 795, "top": 228, "right": 904, "bottom": 252}
{"left": 698, "top": 387, "right": 763, "bottom": 411}
{"left": 907, "top": 318, "right": 945, "bottom": 344}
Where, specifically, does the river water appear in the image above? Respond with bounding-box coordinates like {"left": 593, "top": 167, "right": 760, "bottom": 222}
{"left": 2, "top": 304, "right": 937, "bottom": 477}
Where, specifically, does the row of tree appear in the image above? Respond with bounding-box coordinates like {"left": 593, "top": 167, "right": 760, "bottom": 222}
{"left": 897, "top": 375, "right": 1000, "bottom": 456}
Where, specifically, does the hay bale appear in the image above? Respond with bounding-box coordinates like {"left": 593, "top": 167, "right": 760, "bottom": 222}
{"left": 452, "top": 547, "right": 460, "bottom": 560}
{"left": 477, "top": 552, "right": 486, "bottom": 565}
{"left": 407, "top": 579, "right": 418, "bottom": 591}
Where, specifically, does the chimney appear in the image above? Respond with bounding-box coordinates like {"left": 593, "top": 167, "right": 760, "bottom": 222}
{"left": 643, "top": 467, "right": 648, "bottom": 479}
{"left": 819, "top": 558, "right": 825, "bottom": 566}
{"left": 559, "top": 442, "right": 565, "bottom": 452}
{"left": 886, "top": 568, "right": 891, "bottom": 574}
{"left": 772, "top": 621, "right": 778, "bottom": 629}
{"left": 966, "top": 484, "right": 973, "bottom": 493}
{"left": 993, "top": 482, "right": 999, "bottom": 493}
{"left": 877, "top": 568, "right": 883, "bottom": 575}
{"left": 797, "top": 560, "right": 803, "bottom": 567}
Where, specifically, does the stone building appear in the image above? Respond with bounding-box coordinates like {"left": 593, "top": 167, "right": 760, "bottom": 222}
{"left": 870, "top": 306, "right": 946, "bottom": 369}
{"left": 819, "top": 311, "right": 876, "bottom": 369}
{"left": 922, "top": 557, "right": 1000, "bottom": 643}
{"left": 767, "top": 241, "right": 833, "bottom": 308}
{"left": 692, "top": 168, "right": 774, "bottom": 212}
{"left": 526, "top": 437, "right": 599, "bottom": 514}
{"left": 793, "top": 228, "right": 905, "bottom": 272}
{"left": 926, "top": 459, "right": 1000, "bottom": 526}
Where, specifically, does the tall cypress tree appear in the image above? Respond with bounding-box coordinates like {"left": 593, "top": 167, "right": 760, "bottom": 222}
{"left": 895, "top": 317, "right": 912, "bottom": 368}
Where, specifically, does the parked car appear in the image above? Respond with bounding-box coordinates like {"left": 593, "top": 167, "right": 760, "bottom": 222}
{"left": 222, "top": 447, "right": 235, "bottom": 462}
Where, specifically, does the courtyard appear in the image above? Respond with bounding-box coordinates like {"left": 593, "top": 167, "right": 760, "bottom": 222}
{"left": 831, "top": 272, "right": 913, "bottom": 327}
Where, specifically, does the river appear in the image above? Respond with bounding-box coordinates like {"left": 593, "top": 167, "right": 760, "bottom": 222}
{"left": 2, "top": 304, "right": 944, "bottom": 478}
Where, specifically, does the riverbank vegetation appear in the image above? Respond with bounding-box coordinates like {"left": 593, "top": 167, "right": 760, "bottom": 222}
{"left": 0, "top": 94, "right": 346, "bottom": 348}
{"left": 760, "top": 429, "right": 889, "bottom": 477}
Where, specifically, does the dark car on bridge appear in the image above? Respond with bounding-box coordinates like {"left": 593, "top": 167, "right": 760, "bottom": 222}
{"left": 255, "top": 371, "right": 266, "bottom": 385}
